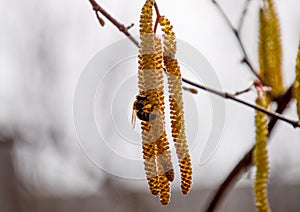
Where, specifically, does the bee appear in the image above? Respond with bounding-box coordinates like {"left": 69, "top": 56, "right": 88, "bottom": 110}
{"left": 131, "top": 95, "right": 156, "bottom": 128}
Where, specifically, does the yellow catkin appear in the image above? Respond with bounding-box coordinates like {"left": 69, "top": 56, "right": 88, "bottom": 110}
{"left": 138, "top": 0, "right": 172, "bottom": 203}
{"left": 139, "top": 0, "right": 158, "bottom": 196}
{"left": 157, "top": 161, "right": 171, "bottom": 205}
{"left": 159, "top": 17, "right": 192, "bottom": 195}
{"left": 258, "top": 0, "right": 284, "bottom": 96}
{"left": 254, "top": 93, "right": 270, "bottom": 212}
{"left": 153, "top": 38, "right": 174, "bottom": 183}
{"left": 293, "top": 42, "right": 300, "bottom": 120}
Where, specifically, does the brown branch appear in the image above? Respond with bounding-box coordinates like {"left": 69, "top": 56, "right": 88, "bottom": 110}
{"left": 88, "top": 0, "right": 139, "bottom": 47}
{"left": 182, "top": 78, "right": 299, "bottom": 128}
{"left": 205, "top": 85, "right": 294, "bottom": 211}
{"left": 153, "top": 1, "right": 161, "bottom": 33}
{"left": 211, "top": 0, "right": 262, "bottom": 81}
{"left": 237, "top": 0, "right": 252, "bottom": 33}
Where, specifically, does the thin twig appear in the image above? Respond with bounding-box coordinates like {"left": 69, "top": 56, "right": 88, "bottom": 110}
{"left": 212, "top": 0, "right": 262, "bottom": 81}
{"left": 182, "top": 78, "right": 299, "bottom": 128}
{"left": 205, "top": 85, "right": 294, "bottom": 212}
{"left": 237, "top": 0, "right": 252, "bottom": 33}
{"left": 153, "top": 1, "right": 161, "bottom": 33}
{"left": 88, "top": 0, "right": 139, "bottom": 47}
{"left": 232, "top": 81, "right": 253, "bottom": 96}
{"left": 127, "top": 23, "right": 134, "bottom": 30}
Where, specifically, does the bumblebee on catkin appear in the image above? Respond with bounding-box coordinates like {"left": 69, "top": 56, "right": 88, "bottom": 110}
{"left": 138, "top": 0, "right": 173, "bottom": 205}
{"left": 259, "top": 0, "right": 284, "bottom": 96}
{"left": 254, "top": 91, "right": 270, "bottom": 212}
{"left": 159, "top": 16, "right": 192, "bottom": 195}
{"left": 293, "top": 42, "right": 300, "bottom": 120}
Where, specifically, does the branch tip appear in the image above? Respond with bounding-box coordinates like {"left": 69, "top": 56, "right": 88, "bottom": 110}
{"left": 127, "top": 23, "right": 134, "bottom": 30}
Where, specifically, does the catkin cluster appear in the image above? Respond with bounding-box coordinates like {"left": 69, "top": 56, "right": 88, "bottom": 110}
{"left": 253, "top": 1, "right": 282, "bottom": 210}
{"left": 259, "top": 0, "right": 284, "bottom": 96}
{"left": 254, "top": 93, "right": 270, "bottom": 212}
{"left": 138, "top": 0, "right": 173, "bottom": 205}
{"left": 159, "top": 16, "right": 192, "bottom": 195}
{"left": 137, "top": 0, "right": 192, "bottom": 204}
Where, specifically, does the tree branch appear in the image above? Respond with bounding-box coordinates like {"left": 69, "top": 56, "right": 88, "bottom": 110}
{"left": 88, "top": 0, "right": 139, "bottom": 47}
{"left": 182, "top": 78, "right": 299, "bottom": 128}
{"left": 211, "top": 0, "right": 261, "bottom": 81}
{"left": 205, "top": 85, "right": 294, "bottom": 211}
{"left": 153, "top": 2, "right": 161, "bottom": 33}
{"left": 237, "top": 0, "right": 252, "bottom": 33}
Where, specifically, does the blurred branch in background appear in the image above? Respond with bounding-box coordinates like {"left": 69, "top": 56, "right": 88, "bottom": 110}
{"left": 206, "top": 1, "right": 295, "bottom": 211}
{"left": 205, "top": 85, "right": 294, "bottom": 211}
{"left": 0, "top": 131, "right": 21, "bottom": 212}
{"left": 211, "top": 0, "right": 262, "bottom": 82}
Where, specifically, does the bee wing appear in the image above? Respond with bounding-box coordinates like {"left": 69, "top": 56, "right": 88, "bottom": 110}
{"left": 131, "top": 110, "right": 137, "bottom": 129}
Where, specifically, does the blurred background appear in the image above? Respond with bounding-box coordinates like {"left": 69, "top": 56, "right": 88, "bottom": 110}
{"left": 1, "top": 0, "right": 300, "bottom": 211}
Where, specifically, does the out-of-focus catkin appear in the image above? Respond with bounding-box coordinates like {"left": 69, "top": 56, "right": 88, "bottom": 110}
{"left": 254, "top": 92, "right": 270, "bottom": 212}
{"left": 159, "top": 16, "right": 192, "bottom": 195}
{"left": 258, "top": 0, "right": 284, "bottom": 96}
{"left": 138, "top": 0, "right": 173, "bottom": 204}
{"left": 293, "top": 42, "right": 300, "bottom": 120}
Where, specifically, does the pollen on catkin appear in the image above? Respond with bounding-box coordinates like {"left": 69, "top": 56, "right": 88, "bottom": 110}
{"left": 293, "top": 42, "right": 300, "bottom": 120}
{"left": 159, "top": 16, "right": 192, "bottom": 195}
{"left": 138, "top": 0, "right": 173, "bottom": 203}
{"left": 157, "top": 159, "right": 171, "bottom": 205}
{"left": 138, "top": 0, "right": 159, "bottom": 196}
{"left": 254, "top": 92, "right": 270, "bottom": 212}
{"left": 258, "top": 0, "right": 284, "bottom": 96}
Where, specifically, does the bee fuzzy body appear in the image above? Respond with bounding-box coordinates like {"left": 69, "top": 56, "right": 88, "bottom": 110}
{"left": 132, "top": 95, "right": 156, "bottom": 125}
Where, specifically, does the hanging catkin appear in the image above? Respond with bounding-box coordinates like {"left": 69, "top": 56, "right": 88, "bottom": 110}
{"left": 138, "top": 0, "right": 159, "bottom": 196}
{"left": 254, "top": 92, "right": 270, "bottom": 212}
{"left": 293, "top": 42, "right": 300, "bottom": 120}
{"left": 138, "top": 0, "right": 173, "bottom": 204}
{"left": 159, "top": 16, "right": 192, "bottom": 195}
{"left": 258, "top": 0, "right": 284, "bottom": 96}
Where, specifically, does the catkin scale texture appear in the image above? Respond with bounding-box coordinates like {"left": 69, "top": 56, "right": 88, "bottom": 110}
{"left": 159, "top": 17, "right": 192, "bottom": 195}
{"left": 138, "top": 0, "right": 159, "bottom": 196}
{"left": 259, "top": 0, "right": 284, "bottom": 96}
{"left": 254, "top": 94, "right": 270, "bottom": 212}
{"left": 138, "top": 0, "right": 172, "bottom": 204}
